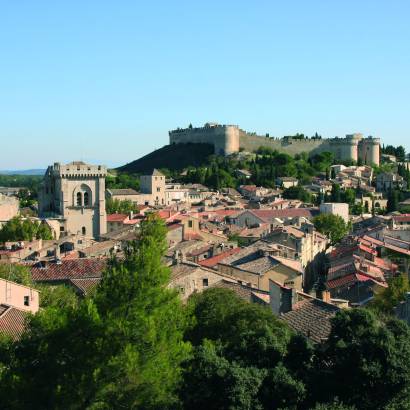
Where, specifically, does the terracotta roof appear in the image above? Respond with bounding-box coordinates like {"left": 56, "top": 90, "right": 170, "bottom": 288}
{"left": 198, "top": 248, "right": 242, "bottom": 268}
{"left": 240, "top": 185, "right": 257, "bottom": 192}
{"left": 30, "top": 259, "right": 107, "bottom": 281}
{"left": 69, "top": 278, "right": 101, "bottom": 295}
{"left": 0, "top": 305, "right": 28, "bottom": 340}
{"left": 250, "top": 208, "right": 317, "bottom": 221}
{"left": 211, "top": 279, "right": 269, "bottom": 303}
{"left": 281, "top": 298, "right": 339, "bottom": 343}
{"left": 107, "top": 213, "right": 128, "bottom": 222}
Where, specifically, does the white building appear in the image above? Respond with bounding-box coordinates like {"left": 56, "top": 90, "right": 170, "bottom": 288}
{"left": 319, "top": 202, "right": 349, "bottom": 223}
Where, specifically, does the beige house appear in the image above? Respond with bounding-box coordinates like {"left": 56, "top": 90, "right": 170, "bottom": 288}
{"left": 277, "top": 177, "right": 299, "bottom": 189}
{"left": 106, "top": 188, "right": 140, "bottom": 203}
{"left": 38, "top": 161, "right": 107, "bottom": 239}
{"left": 0, "top": 278, "right": 39, "bottom": 314}
{"left": 216, "top": 244, "right": 304, "bottom": 291}
{"left": 169, "top": 261, "right": 225, "bottom": 301}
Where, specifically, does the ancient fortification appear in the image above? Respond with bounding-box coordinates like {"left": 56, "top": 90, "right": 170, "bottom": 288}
{"left": 169, "top": 122, "right": 380, "bottom": 165}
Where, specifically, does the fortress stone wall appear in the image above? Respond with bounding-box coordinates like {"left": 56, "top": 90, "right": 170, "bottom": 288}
{"left": 169, "top": 123, "right": 380, "bottom": 165}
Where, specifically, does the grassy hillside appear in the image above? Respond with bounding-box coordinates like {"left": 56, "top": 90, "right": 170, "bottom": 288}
{"left": 117, "top": 143, "right": 214, "bottom": 173}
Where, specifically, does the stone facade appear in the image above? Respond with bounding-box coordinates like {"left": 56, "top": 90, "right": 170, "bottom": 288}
{"left": 38, "top": 161, "right": 107, "bottom": 239}
{"left": 319, "top": 202, "right": 349, "bottom": 223}
{"left": 0, "top": 194, "right": 19, "bottom": 227}
{"left": 169, "top": 123, "right": 380, "bottom": 165}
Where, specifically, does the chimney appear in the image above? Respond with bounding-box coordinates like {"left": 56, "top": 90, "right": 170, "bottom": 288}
{"left": 321, "top": 290, "right": 331, "bottom": 304}
{"left": 129, "top": 211, "right": 134, "bottom": 220}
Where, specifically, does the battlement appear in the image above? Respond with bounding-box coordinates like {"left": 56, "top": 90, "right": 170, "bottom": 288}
{"left": 49, "top": 161, "right": 107, "bottom": 178}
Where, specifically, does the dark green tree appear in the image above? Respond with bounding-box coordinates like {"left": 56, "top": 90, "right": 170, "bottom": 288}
{"left": 313, "top": 213, "right": 349, "bottom": 244}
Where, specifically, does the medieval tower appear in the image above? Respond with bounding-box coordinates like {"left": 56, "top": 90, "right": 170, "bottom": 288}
{"left": 38, "top": 161, "right": 107, "bottom": 238}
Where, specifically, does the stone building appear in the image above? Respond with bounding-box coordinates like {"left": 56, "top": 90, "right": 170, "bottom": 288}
{"left": 319, "top": 202, "right": 349, "bottom": 223}
{"left": 38, "top": 161, "right": 107, "bottom": 239}
{"left": 0, "top": 193, "right": 19, "bottom": 228}
{"left": 169, "top": 123, "right": 380, "bottom": 165}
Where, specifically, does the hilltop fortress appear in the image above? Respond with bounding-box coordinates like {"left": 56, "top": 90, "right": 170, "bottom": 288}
{"left": 169, "top": 123, "right": 380, "bottom": 165}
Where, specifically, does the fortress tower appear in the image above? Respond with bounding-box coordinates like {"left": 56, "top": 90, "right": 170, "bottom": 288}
{"left": 358, "top": 136, "right": 380, "bottom": 165}
{"left": 39, "top": 161, "right": 107, "bottom": 238}
{"left": 169, "top": 123, "right": 239, "bottom": 155}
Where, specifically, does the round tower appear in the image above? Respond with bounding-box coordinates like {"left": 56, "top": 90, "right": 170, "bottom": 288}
{"left": 224, "top": 125, "right": 240, "bottom": 155}
{"left": 359, "top": 137, "right": 380, "bottom": 166}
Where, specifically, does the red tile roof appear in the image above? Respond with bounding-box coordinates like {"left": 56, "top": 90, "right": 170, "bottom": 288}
{"left": 198, "top": 248, "right": 242, "bottom": 268}
{"left": 107, "top": 213, "right": 128, "bottom": 222}
{"left": 30, "top": 259, "right": 107, "bottom": 281}
{"left": 69, "top": 278, "right": 101, "bottom": 295}
{"left": 251, "top": 208, "right": 316, "bottom": 220}
{"left": 0, "top": 305, "right": 28, "bottom": 340}
{"left": 393, "top": 214, "right": 410, "bottom": 223}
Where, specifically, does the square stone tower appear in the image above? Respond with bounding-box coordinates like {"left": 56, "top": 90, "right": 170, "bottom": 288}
{"left": 140, "top": 168, "right": 166, "bottom": 206}
{"left": 38, "top": 161, "right": 107, "bottom": 238}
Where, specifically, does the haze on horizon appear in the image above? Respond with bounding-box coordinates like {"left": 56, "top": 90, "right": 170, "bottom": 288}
{"left": 1, "top": 0, "right": 409, "bottom": 170}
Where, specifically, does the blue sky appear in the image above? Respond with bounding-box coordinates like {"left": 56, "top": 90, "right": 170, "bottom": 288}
{"left": 1, "top": 0, "right": 409, "bottom": 169}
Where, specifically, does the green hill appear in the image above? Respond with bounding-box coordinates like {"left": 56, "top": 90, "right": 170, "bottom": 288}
{"left": 117, "top": 143, "right": 214, "bottom": 173}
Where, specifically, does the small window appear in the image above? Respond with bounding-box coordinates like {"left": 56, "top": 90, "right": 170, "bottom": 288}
{"left": 188, "top": 220, "right": 193, "bottom": 228}
{"left": 82, "top": 226, "right": 86, "bottom": 235}
{"left": 202, "top": 278, "right": 209, "bottom": 287}
{"left": 157, "top": 187, "right": 161, "bottom": 192}
{"left": 24, "top": 296, "right": 30, "bottom": 306}
{"left": 76, "top": 192, "right": 82, "bottom": 206}
{"left": 60, "top": 226, "right": 65, "bottom": 232}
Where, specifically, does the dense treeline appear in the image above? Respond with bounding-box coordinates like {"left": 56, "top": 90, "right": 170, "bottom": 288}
{"left": 1, "top": 216, "right": 410, "bottom": 409}
{"left": 0, "top": 175, "right": 42, "bottom": 196}
{"left": 183, "top": 149, "right": 335, "bottom": 190}
{"left": 381, "top": 144, "right": 407, "bottom": 162}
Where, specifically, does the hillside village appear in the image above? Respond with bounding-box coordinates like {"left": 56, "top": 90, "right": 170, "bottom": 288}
{"left": 1, "top": 140, "right": 410, "bottom": 335}
{"left": 1, "top": 140, "right": 410, "bottom": 408}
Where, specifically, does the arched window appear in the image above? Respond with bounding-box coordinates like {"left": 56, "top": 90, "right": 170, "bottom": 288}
{"left": 84, "top": 192, "right": 89, "bottom": 206}
{"left": 82, "top": 226, "right": 86, "bottom": 235}
{"left": 76, "top": 192, "right": 82, "bottom": 206}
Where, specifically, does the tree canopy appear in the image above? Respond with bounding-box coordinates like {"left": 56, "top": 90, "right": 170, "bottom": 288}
{"left": 0, "top": 217, "right": 53, "bottom": 243}
{"left": 313, "top": 213, "right": 350, "bottom": 244}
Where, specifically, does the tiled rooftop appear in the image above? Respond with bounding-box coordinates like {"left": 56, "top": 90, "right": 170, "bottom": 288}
{"left": 30, "top": 259, "right": 107, "bottom": 281}
{"left": 281, "top": 298, "right": 339, "bottom": 343}
{"left": 0, "top": 305, "right": 29, "bottom": 340}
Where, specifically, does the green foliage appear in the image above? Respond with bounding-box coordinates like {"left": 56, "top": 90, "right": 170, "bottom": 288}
{"left": 369, "top": 275, "right": 410, "bottom": 315}
{"left": 313, "top": 309, "right": 410, "bottom": 410}
{"left": 0, "top": 214, "right": 191, "bottom": 410}
{"left": 283, "top": 185, "right": 312, "bottom": 203}
{"left": 36, "top": 284, "right": 79, "bottom": 309}
{"left": 313, "top": 213, "right": 350, "bottom": 244}
{"left": 0, "top": 264, "right": 32, "bottom": 285}
{"left": 106, "top": 198, "right": 136, "bottom": 214}
{"left": 182, "top": 288, "right": 302, "bottom": 409}
{"left": 0, "top": 175, "right": 42, "bottom": 198}
{"left": 0, "top": 217, "right": 53, "bottom": 243}
{"left": 382, "top": 144, "right": 406, "bottom": 162}
{"left": 387, "top": 189, "right": 402, "bottom": 213}
{"left": 106, "top": 173, "right": 140, "bottom": 191}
